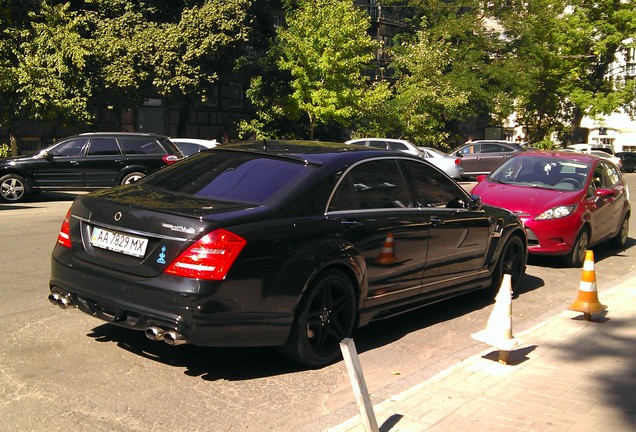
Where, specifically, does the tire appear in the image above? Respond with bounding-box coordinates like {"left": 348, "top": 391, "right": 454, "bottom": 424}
{"left": 491, "top": 235, "right": 526, "bottom": 293}
{"left": 0, "top": 174, "right": 28, "bottom": 203}
{"left": 121, "top": 172, "right": 145, "bottom": 185}
{"left": 609, "top": 214, "right": 629, "bottom": 249}
{"left": 565, "top": 228, "right": 589, "bottom": 267}
{"left": 280, "top": 270, "right": 357, "bottom": 367}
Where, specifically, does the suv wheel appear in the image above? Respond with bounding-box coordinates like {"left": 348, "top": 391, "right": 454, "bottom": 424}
{"left": 1, "top": 174, "right": 28, "bottom": 203}
{"left": 121, "top": 172, "right": 145, "bottom": 185}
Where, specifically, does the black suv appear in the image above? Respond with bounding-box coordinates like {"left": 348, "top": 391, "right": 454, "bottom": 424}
{"left": 0, "top": 132, "right": 183, "bottom": 203}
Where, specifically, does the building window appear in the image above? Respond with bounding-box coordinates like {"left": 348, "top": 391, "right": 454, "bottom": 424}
{"left": 203, "top": 85, "right": 219, "bottom": 107}
{"left": 229, "top": 83, "right": 243, "bottom": 108}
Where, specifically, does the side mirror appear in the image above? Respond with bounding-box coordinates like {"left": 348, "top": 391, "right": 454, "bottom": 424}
{"left": 475, "top": 174, "right": 488, "bottom": 183}
{"left": 595, "top": 188, "right": 615, "bottom": 198}
{"left": 468, "top": 194, "right": 482, "bottom": 210}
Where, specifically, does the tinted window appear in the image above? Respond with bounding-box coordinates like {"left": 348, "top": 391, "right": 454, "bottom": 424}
{"left": 49, "top": 138, "right": 87, "bottom": 157}
{"left": 367, "top": 140, "right": 387, "bottom": 150}
{"left": 174, "top": 142, "right": 202, "bottom": 156}
{"left": 602, "top": 162, "right": 620, "bottom": 186}
{"left": 402, "top": 160, "right": 464, "bottom": 207}
{"left": 119, "top": 137, "right": 164, "bottom": 155}
{"left": 144, "top": 152, "right": 315, "bottom": 204}
{"left": 459, "top": 144, "right": 479, "bottom": 155}
{"left": 329, "top": 159, "right": 412, "bottom": 211}
{"left": 87, "top": 138, "right": 121, "bottom": 156}
{"left": 388, "top": 142, "right": 408, "bottom": 151}
{"left": 482, "top": 144, "right": 507, "bottom": 153}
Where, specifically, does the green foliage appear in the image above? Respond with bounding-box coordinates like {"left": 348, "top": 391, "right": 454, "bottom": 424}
{"left": 15, "top": 2, "right": 95, "bottom": 123}
{"left": 0, "top": 143, "right": 10, "bottom": 158}
{"left": 276, "top": 0, "right": 386, "bottom": 139}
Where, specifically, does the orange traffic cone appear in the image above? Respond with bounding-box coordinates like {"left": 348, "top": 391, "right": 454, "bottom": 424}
{"left": 568, "top": 250, "right": 606, "bottom": 321}
{"left": 472, "top": 274, "right": 521, "bottom": 364}
{"left": 374, "top": 233, "right": 398, "bottom": 266}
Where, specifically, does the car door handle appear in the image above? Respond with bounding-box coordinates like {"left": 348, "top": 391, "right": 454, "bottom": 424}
{"left": 340, "top": 219, "right": 364, "bottom": 230}
{"left": 430, "top": 217, "right": 444, "bottom": 226}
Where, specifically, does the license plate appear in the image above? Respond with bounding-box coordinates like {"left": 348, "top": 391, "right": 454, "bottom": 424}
{"left": 90, "top": 227, "right": 148, "bottom": 258}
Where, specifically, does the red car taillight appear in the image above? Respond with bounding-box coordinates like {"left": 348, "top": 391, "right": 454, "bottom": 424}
{"left": 162, "top": 154, "right": 180, "bottom": 164}
{"left": 164, "top": 229, "right": 246, "bottom": 280}
{"left": 57, "top": 209, "right": 72, "bottom": 248}
{"left": 454, "top": 158, "right": 461, "bottom": 165}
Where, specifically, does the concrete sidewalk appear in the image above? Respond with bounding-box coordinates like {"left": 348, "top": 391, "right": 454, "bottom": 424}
{"left": 327, "top": 276, "right": 636, "bottom": 432}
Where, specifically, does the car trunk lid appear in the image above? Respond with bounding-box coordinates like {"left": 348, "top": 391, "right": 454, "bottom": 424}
{"left": 67, "top": 186, "right": 270, "bottom": 278}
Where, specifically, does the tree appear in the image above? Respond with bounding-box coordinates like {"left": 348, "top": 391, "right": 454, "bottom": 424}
{"left": 1, "top": 0, "right": 92, "bottom": 154}
{"left": 276, "top": 0, "right": 388, "bottom": 139}
{"left": 89, "top": 0, "right": 257, "bottom": 135}
{"left": 495, "top": 0, "right": 636, "bottom": 144}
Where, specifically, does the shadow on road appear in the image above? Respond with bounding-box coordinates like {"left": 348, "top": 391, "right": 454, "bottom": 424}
{"left": 0, "top": 192, "right": 79, "bottom": 210}
{"left": 84, "top": 271, "right": 546, "bottom": 380}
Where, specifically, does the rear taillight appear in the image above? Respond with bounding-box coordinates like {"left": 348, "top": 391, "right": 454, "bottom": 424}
{"left": 57, "top": 209, "right": 72, "bottom": 248}
{"left": 164, "top": 229, "right": 246, "bottom": 280}
{"left": 454, "top": 158, "right": 461, "bottom": 165}
{"left": 162, "top": 154, "right": 180, "bottom": 164}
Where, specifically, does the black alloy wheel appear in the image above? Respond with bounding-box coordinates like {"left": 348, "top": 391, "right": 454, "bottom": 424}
{"left": 491, "top": 235, "right": 526, "bottom": 293}
{"left": 281, "top": 270, "right": 357, "bottom": 367}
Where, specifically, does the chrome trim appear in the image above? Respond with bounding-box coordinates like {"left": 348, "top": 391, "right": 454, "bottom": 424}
{"left": 72, "top": 214, "right": 188, "bottom": 242}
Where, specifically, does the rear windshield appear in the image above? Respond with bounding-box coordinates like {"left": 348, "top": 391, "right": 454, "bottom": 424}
{"left": 143, "top": 151, "right": 316, "bottom": 204}
{"left": 119, "top": 137, "right": 165, "bottom": 155}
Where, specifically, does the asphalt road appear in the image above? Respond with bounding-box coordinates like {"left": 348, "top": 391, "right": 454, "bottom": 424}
{"left": 1, "top": 175, "right": 634, "bottom": 432}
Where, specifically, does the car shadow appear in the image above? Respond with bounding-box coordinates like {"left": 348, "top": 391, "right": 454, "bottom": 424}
{"left": 0, "top": 192, "right": 80, "bottom": 209}
{"left": 85, "top": 273, "right": 546, "bottom": 380}
{"left": 527, "top": 237, "right": 635, "bottom": 268}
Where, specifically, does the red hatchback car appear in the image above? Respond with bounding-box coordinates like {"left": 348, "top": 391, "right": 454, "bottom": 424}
{"left": 472, "top": 151, "right": 630, "bottom": 266}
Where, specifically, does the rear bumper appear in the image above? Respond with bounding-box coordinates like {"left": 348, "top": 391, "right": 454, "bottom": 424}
{"left": 49, "top": 249, "right": 294, "bottom": 347}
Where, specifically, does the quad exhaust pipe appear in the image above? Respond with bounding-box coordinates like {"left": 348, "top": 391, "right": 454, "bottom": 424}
{"left": 48, "top": 292, "right": 75, "bottom": 309}
{"left": 145, "top": 326, "right": 190, "bottom": 346}
{"left": 48, "top": 293, "right": 189, "bottom": 346}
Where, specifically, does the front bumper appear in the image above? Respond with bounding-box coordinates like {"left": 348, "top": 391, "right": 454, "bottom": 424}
{"left": 522, "top": 218, "right": 579, "bottom": 255}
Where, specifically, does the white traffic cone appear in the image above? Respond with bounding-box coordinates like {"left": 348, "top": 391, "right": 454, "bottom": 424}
{"left": 472, "top": 274, "right": 521, "bottom": 364}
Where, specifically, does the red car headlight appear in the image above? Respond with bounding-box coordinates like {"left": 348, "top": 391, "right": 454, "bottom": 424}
{"left": 535, "top": 205, "right": 576, "bottom": 220}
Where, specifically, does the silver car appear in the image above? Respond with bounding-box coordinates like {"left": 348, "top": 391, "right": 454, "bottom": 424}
{"left": 345, "top": 138, "right": 463, "bottom": 178}
{"left": 417, "top": 146, "right": 464, "bottom": 179}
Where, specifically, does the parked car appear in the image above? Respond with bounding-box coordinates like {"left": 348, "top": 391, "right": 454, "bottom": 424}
{"left": 170, "top": 138, "right": 219, "bottom": 156}
{"left": 471, "top": 151, "right": 630, "bottom": 267}
{"left": 616, "top": 151, "right": 636, "bottom": 172}
{"left": 589, "top": 150, "right": 623, "bottom": 170}
{"left": 0, "top": 132, "right": 183, "bottom": 203}
{"left": 49, "top": 140, "right": 527, "bottom": 367}
{"left": 417, "top": 146, "right": 463, "bottom": 179}
{"left": 345, "top": 138, "right": 422, "bottom": 157}
{"left": 345, "top": 138, "right": 463, "bottom": 178}
{"left": 450, "top": 140, "right": 526, "bottom": 178}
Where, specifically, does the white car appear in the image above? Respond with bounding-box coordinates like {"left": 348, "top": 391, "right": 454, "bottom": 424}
{"left": 170, "top": 138, "right": 219, "bottom": 156}
{"left": 345, "top": 138, "right": 422, "bottom": 157}
{"left": 345, "top": 138, "right": 463, "bottom": 178}
{"left": 590, "top": 150, "right": 623, "bottom": 170}
{"left": 417, "top": 146, "right": 464, "bottom": 179}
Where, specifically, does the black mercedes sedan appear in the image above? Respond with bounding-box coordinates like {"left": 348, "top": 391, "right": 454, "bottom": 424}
{"left": 49, "top": 140, "right": 527, "bottom": 367}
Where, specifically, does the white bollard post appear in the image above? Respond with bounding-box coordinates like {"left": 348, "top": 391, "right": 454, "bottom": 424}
{"left": 339, "top": 338, "right": 379, "bottom": 432}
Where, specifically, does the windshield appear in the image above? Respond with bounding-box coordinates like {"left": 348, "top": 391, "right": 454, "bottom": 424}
{"left": 490, "top": 156, "right": 590, "bottom": 191}
{"left": 142, "top": 151, "right": 317, "bottom": 204}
